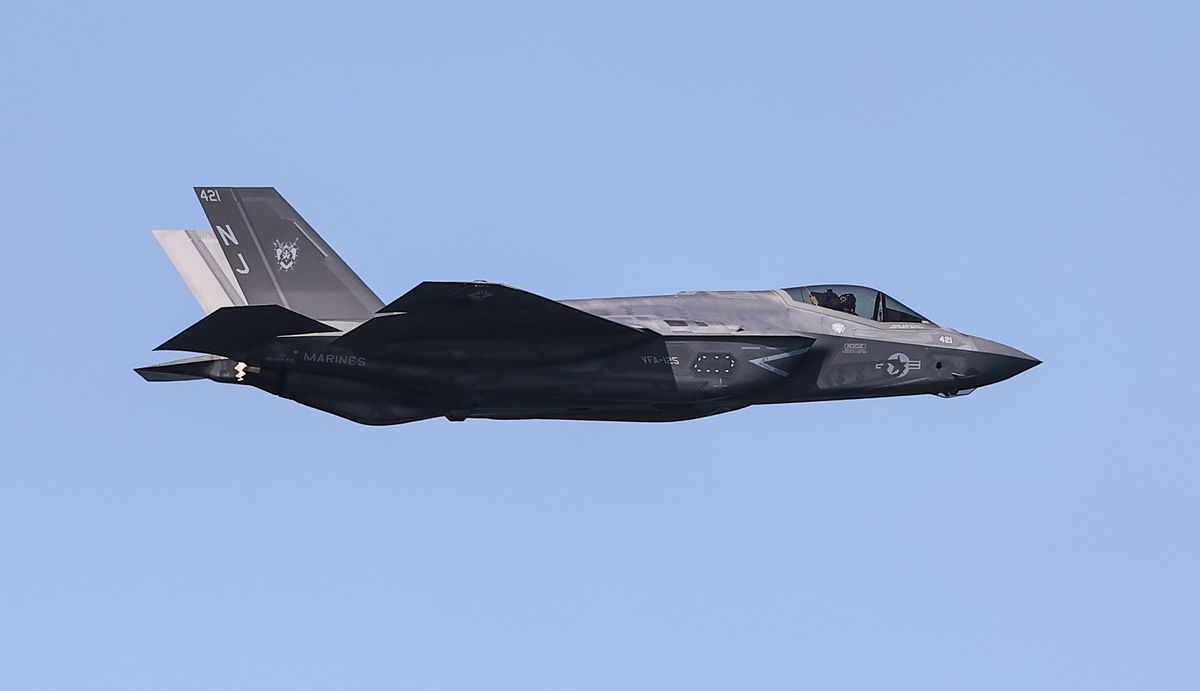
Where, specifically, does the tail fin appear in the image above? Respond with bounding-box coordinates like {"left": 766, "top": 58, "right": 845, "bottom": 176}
{"left": 153, "top": 229, "right": 247, "bottom": 314}
{"left": 193, "top": 187, "right": 383, "bottom": 320}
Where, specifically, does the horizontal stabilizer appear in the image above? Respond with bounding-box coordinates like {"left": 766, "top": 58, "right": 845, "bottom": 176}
{"left": 339, "top": 281, "right": 647, "bottom": 350}
{"left": 157, "top": 304, "right": 337, "bottom": 355}
{"left": 135, "top": 355, "right": 228, "bottom": 382}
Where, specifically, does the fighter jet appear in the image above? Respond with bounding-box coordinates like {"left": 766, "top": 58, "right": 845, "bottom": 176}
{"left": 138, "top": 187, "right": 1040, "bottom": 424}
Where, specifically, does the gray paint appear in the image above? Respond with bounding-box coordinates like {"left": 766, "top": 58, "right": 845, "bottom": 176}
{"left": 138, "top": 188, "right": 1040, "bottom": 425}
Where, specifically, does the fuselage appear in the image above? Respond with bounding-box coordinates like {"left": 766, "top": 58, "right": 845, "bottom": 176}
{"left": 197, "top": 287, "right": 1039, "bottom": 425}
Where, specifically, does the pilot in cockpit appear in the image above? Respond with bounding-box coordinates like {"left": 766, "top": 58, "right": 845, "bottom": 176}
{"left": 811, "top": 288, "right": 857, "bottom": 316}
{"left": 810, "top": 289, "right": 837, "bottom": 309}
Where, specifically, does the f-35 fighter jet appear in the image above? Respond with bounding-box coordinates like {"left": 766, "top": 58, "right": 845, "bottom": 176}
{"left": 139, "top": 187, "right": 1039, "bottom": 424}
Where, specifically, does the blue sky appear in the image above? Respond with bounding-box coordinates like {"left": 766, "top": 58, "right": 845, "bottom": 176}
{"left": 1, "top": 2, "right": 1196, "bottom": 689}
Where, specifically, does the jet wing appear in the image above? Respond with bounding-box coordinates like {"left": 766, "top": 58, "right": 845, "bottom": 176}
{"left": 335, "top": 281, "right": 649, "bottom": 353}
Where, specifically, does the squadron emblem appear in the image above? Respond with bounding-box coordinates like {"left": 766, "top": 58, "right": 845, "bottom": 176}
{"left": 273, "top": 238, "right": 299, "bottom": 271}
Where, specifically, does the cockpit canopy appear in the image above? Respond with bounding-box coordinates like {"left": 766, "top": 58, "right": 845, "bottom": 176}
{"left": 784, "top": 285, "right": 933, "bottom": 324}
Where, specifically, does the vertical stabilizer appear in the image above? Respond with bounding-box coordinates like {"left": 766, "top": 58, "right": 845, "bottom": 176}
{"left": 193, "top": 187, "right": 384, "bottom": 320}
{"left": 154, "top": 229, "right": 247, "bottom": 314}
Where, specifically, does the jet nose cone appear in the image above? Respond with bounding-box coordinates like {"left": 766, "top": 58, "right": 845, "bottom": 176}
{"left": 1011, "top": 354, "right": 1042, "bottom": 376}
{"left": 961, "top": 337, "right": 1041, "bottom": 385}
{"left": 972, "top": 337, "right": 1038, "bottom": 363}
